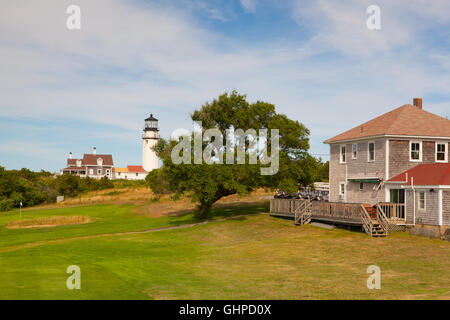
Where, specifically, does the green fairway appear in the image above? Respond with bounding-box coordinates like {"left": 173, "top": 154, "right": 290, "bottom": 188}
{"left": 0, "top": 200, "right": 449, "bottom": 299}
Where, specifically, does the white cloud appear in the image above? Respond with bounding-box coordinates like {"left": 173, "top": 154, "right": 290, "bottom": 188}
{"left": 240, "top": 0, "right": 257, "bottom": 13}
{"left": 0, "top": 0, "right": 449, "bottom": 170}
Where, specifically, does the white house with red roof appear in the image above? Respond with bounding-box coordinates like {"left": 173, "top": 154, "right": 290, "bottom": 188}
{"left": 325, "top": 98, "right": 450, "bottom": 230}
{"left": 113, "top": 165, "right": 147, "bottom": 180}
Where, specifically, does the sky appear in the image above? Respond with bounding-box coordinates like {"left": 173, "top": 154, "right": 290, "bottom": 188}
{"left": 0, "top": 0, "right": 449, "bottom": 172}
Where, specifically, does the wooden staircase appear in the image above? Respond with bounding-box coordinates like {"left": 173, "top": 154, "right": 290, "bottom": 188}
{"left": 294, "top": 199, "right": 312, "bottom": 226}
{"left": 361, "top": 204, "right": 388, "bottom": 237}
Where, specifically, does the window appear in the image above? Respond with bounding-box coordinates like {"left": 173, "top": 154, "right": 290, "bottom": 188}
{"left": 352, "top": 144, "right": 357, "bottom": 159}
{"left": 418, "top": 191, "right": 425, "bottom": 210}
{"left": 436, "top": 143, "right": 448, "bottom": 162}
{"left": 136, "top": 173, "right": 139, "bottom": 177}
{"left": 340, "top": 145, "right": 346, "bottom": 163}
{"left": 97, "top": 158, "right": 103, "bottom": 166}
{"left": 368, "top": 142, "right": 375, "bottom": 162}
{"left": 97, "top": 169, "right": 102, "bottom": 175}
{"left": 89, "top": 169, "right": 94, "bottom": 175}
{"left": 118, "top": 172, "right": 121, "bottom": 176}
{"left": 339, "top": 182, "right": 346, "bottom": 197}
{"left": 359, "top": 182, "right": 364, "bottom": 191}
{"left": 410, "top": 141, "right": 422, "bottom": 161}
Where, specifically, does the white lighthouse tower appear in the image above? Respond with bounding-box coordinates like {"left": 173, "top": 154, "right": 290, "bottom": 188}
{"left": 142, "top": 114, "right": 159, "bottom": 172}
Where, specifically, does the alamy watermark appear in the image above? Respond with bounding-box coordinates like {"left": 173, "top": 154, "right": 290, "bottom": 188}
{"left": 366, "top": 265, "right": 381, "bottom": 289}
{"left": 66, "top": 5, "right": 81, "bottom": 30}
{"left": 66, "top": 265, "right": 81, "bottom": 290}
{"left": 366, "top": 5, "right": 381, "bottom": 30}
{"left": 170, "top": 121, "right": 279, "bottom": 175}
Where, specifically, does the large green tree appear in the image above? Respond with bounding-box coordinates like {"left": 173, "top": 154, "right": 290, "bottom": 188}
{"left": 147, "top": 91, "right": 317, "bottom": 219}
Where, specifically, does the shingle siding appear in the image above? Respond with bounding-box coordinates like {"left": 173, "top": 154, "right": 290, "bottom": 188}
{"left": 443, "top": 191, "right": 450, "bottom": 226}
{"left": 329, "top": 139, "right": 386, "bottom": 204}
{"left": 388, "top": 139, "right": 449, "bottom": 179}
{"left": 405, "top": 189, "right": 440, "bottom": 226}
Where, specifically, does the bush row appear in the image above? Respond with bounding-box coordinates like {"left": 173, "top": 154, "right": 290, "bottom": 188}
{"left": 0, "top": 167, "right": 115, "bottom": 212}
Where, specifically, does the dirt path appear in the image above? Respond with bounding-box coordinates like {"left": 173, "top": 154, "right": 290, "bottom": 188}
{"left": 0, "top": 213, "right": 267, "bottom": 254}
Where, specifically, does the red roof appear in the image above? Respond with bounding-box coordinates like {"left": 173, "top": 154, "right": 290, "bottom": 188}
{"left": 387, "top": 163, "right": 450, "bottom": 186}
{"left": 67, "top": 154, "right": 114, "bottom": 166}
{"left": 83, "top": 154, "right": 114, "bottom": 166}
{"left": 325, "top": 104, "right": 450, "bottom": 143}
{"left": 127, "top": 165, "right": 146, "bottom": 173}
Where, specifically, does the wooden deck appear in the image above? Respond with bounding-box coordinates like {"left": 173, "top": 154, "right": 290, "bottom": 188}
{"left": 270, "top": 199, "right": 363, "bottom": 226}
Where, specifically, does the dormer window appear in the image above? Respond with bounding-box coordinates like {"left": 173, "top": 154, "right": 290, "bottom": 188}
{"left": 76, "top": 160, "right": 82, "bottom": 167}
{"left": 97, "top": 157, "right": 103, "bottom": 166}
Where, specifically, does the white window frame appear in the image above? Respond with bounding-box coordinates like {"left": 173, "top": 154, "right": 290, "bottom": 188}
{"left": 435, "top": 142, "right": 448, "bottom": 163}
{"left": 418, "top": 190, "right": 426, "bottom": 211}
{"left": 97, "top": 169, "right": 102, "bottom": 175}
{"left": 352, "top": 143, "right": 357, "bottom": 159}
{"left": 409, "top": 140, "right": 422, "bottom": 162}
{"left": 339, "top": 182, "right": 346, "bottom": 201}
{"left": 367, "top": 141, "right": 375, "bottom": 162}
{"left": 340, "top": 144, "right": 346, "bottom": 164}
{"left": 89, "top": 168, "right": 94, "bottom": 175}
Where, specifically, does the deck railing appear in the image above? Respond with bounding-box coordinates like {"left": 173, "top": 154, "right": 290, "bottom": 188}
{"left": 311, "top": 201, "right": 362, "bottom": 221}
{"left": 375, "top": 204, "right": 389, "bottom": 236}
{"left": 360, "top": 205, "right": 373, "bottom": 236}
{"left": 378, "top": 203, "right": 405, "bottom": 220}
{"left": 270, "top": 199, "right": 362, "bottom": 222}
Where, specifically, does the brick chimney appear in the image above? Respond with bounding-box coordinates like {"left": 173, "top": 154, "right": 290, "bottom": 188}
{"left": 413, "top": 98, "right": 422, "bottom": 109}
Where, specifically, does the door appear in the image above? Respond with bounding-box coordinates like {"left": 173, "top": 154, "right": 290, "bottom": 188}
{"left": 388, "top": 189, "right": 405, "bottom": 219}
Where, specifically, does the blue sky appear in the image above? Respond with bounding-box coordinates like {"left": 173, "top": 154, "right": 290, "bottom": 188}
{"left": 1, "top": 0, "right": 449, "bottom": 171}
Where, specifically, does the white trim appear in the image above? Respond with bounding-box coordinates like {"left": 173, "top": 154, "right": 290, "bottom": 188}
{"left": 400, "top": 185, "right": 450, "bottom": 189}
{"left": 325, "top": 134, "right": 450, "bottom": 144}
{"left": 340, "top": 144, "right": 346, "bottom": 164}
{"left": 409, "top": 140, "right": 422, "bottom": 162}
{"left": 352, "top": 143, "right": 357, "bottom": 159}
{"left": 339, "top": 181, "right": 346, "bottom": 202}
{"left": 438, "top": 189, "right": 443, "bottom": 226}
{"left": 385, "top": 139, "right": 389, "bottom": 179}
{"left": 367, "top": 141, "right": 375, "bottom": 162}
{"left": 435, "top": 142, "right": 448, "bottom": 163}
{"left": 418, "top": 190, "right": 426, "bottom": 211}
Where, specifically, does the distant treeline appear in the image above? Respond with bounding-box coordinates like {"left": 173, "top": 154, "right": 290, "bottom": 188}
{"left": 0, "top": 167, "right": 114, "bottom": 212}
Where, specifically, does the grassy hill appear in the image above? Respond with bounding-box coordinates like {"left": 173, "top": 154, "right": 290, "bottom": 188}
{"left": 0, "top": 187, "right": 449, "bottom": 299}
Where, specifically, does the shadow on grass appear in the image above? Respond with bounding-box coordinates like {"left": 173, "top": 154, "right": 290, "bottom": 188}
{"left": 165, "top": 201, "right": 270, "bottom": 226}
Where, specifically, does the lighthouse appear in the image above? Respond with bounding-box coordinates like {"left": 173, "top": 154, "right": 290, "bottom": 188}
{"left": 142, "top": 114, "right": 159, "bottom": 172}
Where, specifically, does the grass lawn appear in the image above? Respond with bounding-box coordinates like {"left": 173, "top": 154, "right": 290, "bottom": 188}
{"left": 0, "top": 191, "right": 449, "bottom": 299}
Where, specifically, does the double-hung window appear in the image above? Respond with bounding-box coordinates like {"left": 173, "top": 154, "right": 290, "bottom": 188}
{"left": 368, "top": 142, "right": 375, "bottom": 162}
{"left": 410, "top": 141, "right": 422, "bottom": 161}
{"left": 340, "top": 145, "right": 346, "bottom": 163}
{"left": 436, "top": 142, "right": 448, "bottom": 162}
{"left": 352, "top": 144, "right": 357, "bottom": 159}
{"left": 418, "top": 191, "right": 425, "bottom": 210}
